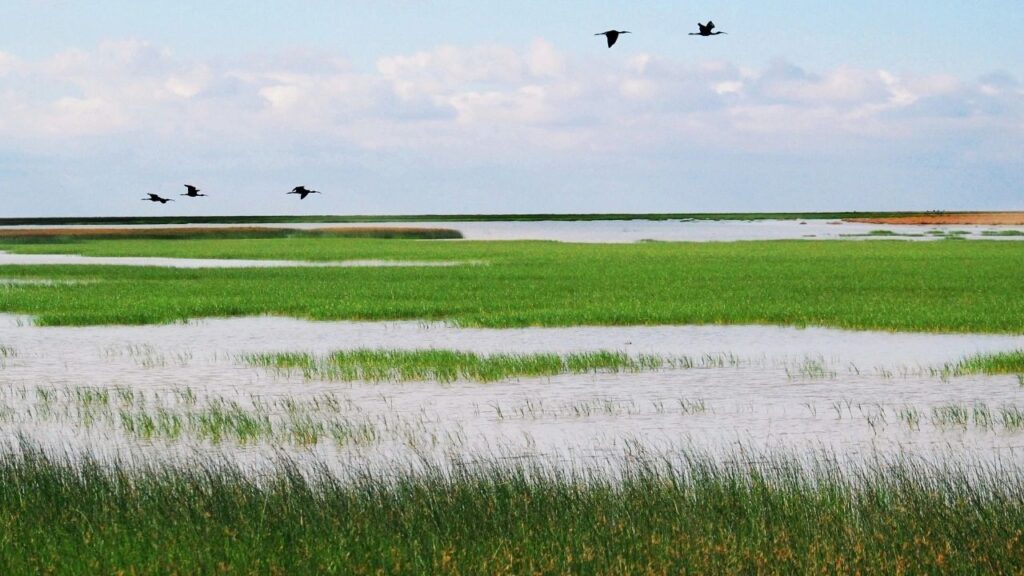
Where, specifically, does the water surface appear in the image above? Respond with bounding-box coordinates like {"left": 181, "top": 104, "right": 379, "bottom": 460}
{"left": 6, "top": 219, "right": 1024, "bottom": 243}
{"left": 2, "top": 316, "right": 1023, "bottom": 472}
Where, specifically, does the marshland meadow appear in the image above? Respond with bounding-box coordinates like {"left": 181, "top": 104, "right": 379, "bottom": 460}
{"left": 1, "top": 217, "right": 1024, "bottom": 573}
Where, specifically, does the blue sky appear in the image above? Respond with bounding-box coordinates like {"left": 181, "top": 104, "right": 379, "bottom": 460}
{"left": 1, "top": 1, "right": 1022, "bottom": 216}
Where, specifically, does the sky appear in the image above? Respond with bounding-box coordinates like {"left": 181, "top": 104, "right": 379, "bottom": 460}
{"left": 1, "top": 1, "right": 1022, "bottom": 217}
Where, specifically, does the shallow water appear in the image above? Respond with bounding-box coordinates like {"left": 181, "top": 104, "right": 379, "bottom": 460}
{"left": 1, "top": 315, "right": 1023, "bottom": 472}
{"left": 0, "top": 251, "right": 475, "bottom": 268}
{"left": 5, "top": 219, "right": 1024, "bottom": 243}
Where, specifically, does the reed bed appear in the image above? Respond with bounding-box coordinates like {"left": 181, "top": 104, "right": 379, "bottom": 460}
{"left": 245, "top": 349, "right": 667, "bottom": 383}
{"left": 0, "top": 445, "right": 1022, "bottom": 574}
{"left": 0, "top": 226, "right": 462, "bottom": 242}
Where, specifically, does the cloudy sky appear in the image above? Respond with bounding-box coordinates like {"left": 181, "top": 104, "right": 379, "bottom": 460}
{"left": 1, "top": 1, "right": 1022, "bottom": 217}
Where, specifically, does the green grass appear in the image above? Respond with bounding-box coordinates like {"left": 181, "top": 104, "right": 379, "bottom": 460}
{"left": 1, "top": 238, "right": 1024, "bottom": 332}
{"left": 948, "top": 350, "right": 1024, "bottom": 375}
{"left": 982, "top": 230, "right": 1024, "bottom": 237}
{"left": 245, "top": 349, "right": 665, "bottom": 383}
{"left": 1, "top": 446, "right": 1022, "bottom": 574}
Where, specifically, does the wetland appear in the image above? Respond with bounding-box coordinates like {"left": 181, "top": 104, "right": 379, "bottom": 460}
{"left": 2, "top": 224, "right": 1024, "bottom": 572}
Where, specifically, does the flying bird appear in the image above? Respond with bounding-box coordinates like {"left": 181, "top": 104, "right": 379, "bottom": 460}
{"left": 181, "top": 184, "right": 206, "bottom": 197}
{"left": 595, "top": 30, "right": 630, "bottom": 48}
{"left": 142, "top": 193, "right": 173, "bottom": 204}
{"left": 288, "top": 186, "right": 320, "bottom": 200}
{"left": 690, "top": 21, "right": 727, "bottom": 36}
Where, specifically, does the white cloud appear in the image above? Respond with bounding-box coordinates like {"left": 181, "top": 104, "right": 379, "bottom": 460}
{"left": 527, "top": 39, "right": 565, "bottom": 78}
{"left": 0, "top": 52, "right": 16, "bottom": 76}
{"left": 0, "top": 39, "right": 1020, "bottom": 162}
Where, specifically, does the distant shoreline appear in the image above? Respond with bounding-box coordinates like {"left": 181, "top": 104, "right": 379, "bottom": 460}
{"left": 1, "top": 211, "right": 1018, "bottom": 226}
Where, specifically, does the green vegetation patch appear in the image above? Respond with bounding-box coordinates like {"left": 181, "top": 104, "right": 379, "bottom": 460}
{"left": 840, "top": 229, "right": 926, "bottom": 238}
{"left": 1, "top": 447, "right": 1023, "bottom": 574}
{"left": 1, "top": 238, "right": 1024, "bottom": 332}
{"left": 245, "top": 349, "right": 665, "bottom": 383}
{"left": 948, "top": 350, "right": 1024, "bottom": 376}
{"left": 982, "top": 230, "right": 1024, "bottom": 237}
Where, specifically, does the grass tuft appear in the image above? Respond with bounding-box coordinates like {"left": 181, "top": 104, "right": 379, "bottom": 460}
{"left": 947, "top": 350, "right": 1024, "bottom": 376}
{"left": 244, "top": 349, "right": 667, "bottom": 383}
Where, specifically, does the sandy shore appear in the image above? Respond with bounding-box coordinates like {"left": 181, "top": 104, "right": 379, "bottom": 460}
{"left": 846, "top": 213, "right": 1024, "bottom": 226}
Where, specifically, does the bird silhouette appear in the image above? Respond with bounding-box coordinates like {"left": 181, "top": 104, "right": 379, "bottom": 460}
{"left": 288, "top": 186, "right": 321, "bottom": 200}
{"left": 690, "top": 21, "right": 727, "bottom": 36}
{"left": 595, "top": 30, "right": 630, "bottom": 48}
{"left": 142, "top": 193, "right": 174, "bottom": 204}
{"left": 181, "top": 184, "right": 206, "bottom": 197}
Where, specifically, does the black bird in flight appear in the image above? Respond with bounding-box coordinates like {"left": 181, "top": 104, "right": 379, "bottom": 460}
{"left": 595, "top": 30, "right": 630, "bottom": 48}
{"left": 181, "top": 184, "right": 206, "bottom": 197}
{"left": 142, "top": 193, "right": 174, "bottom": 204}
{"left": 288, "top": 186, "right": 321, "bottom": 200}
{"left": 690, "top": 21, "right": 727, "bottom": 36}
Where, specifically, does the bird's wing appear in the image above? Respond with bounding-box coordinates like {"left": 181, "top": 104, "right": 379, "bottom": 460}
{"left": 147, "top": 193, "right": 159, "bottom": 200}
{"left": 707, "top": 21, "right": 715, "bottom": 30}
{"left": 607, "top": 33, "right": 617, "bottom": 47}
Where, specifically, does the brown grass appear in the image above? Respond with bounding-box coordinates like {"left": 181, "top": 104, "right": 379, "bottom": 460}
{"left": 0, "top": 226, "right": 462, "bottom": 239}
{"left": 846, "top": 213, "right": 1024, "bottom": 225}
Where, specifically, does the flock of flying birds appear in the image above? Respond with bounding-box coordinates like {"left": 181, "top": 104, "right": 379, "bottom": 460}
{"left": 143, "top": 21, "right": 725, "bottom": 206}
{"left": 596, "top": 20, "right": 725, "bottom": 47}
{"left": 143, "top": 185, "right": 318, "bottom": 204}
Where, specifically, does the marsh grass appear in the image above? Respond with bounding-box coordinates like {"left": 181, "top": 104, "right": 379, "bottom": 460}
{"left": 1, "top": 445, "right": 1023, "bottom": 574}
{"left": 947, "top": 350, "right": 1024, "bottom": 376}
{"left": 840, "top": 229, "right": 927, "bottom": 238}
{"left": 244, "top": 349, "right": 668, "bottom": 383}
{"left": 982, "top": 230, "right": 1024, "bottom": 237}
{"left": 927, "top": 402, "right": 1024, "bottom": 432}
{"left": 0, "top": 384, "right": 390, "bottom": 447}
{"left": 0, "top": 226, "right": 462, "bottom": 242}
{"left": 1, "top": 239, "right": 1023, "bottom": 332}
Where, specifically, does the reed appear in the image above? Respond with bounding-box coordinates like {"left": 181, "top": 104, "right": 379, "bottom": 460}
{"left": 244, "top": 349, "right": 666, "bottom": 383}
{"left": 0, "top": 445, "right": 1022, "bottom": 574}
{"left": 947, "top": 350, "right": 1024, "bottom": 375}
{"left": 0, "top": 226, "right": 462, "bottom": 242}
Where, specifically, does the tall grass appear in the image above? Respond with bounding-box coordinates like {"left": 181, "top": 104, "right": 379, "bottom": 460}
{"left": 0, "top": 445, "right": 1022, "bottom": 574}
{"left": 245, "top": 349, "right": 665, "bottom": 383}
{"left": 1, "top": 238, "right": 1024, "bottom": 332}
